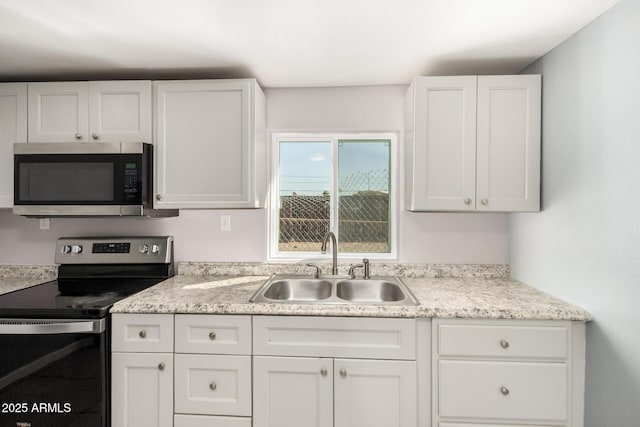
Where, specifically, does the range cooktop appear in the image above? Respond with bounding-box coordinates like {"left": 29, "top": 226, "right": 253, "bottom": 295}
{"left": 0, "top": 236, "right": 174, "bottom": 319}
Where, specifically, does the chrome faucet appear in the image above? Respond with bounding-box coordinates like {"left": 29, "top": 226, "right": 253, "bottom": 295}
{"left": 320, "top": 231, "right": 338, "bottom": 275}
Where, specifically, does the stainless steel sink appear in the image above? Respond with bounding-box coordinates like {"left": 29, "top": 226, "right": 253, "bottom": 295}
{"left": 262, "top": 279, "right": 332, "bottom": 301}
{"left": 250, "top": 275, "right": 418, "bottom": 306}
{"left": 336, "top": 279, "right": 406, "bottom": 303}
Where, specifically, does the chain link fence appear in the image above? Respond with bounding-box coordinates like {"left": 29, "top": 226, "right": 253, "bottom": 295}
{"left": 279, "top": 169, "right": 390, "bottom": 253}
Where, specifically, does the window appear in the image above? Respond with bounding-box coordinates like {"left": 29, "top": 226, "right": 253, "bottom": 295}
{"left": 270, "top": 133, "right": 397, "bottom": 259}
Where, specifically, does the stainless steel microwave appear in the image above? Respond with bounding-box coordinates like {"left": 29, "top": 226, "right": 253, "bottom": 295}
{"left": 13, "top": 142, "right": 177, "bottom": 217}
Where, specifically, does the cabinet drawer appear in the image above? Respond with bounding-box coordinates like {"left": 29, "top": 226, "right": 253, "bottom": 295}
{"left": 174, "top": 414, "right": 252, "bottom": 427}
{"left": 175, "top": 354, "right": 251, "bottom": 416}
{"left": 253, "top": 316, "right": 416, "bottom": 360}
{"left": 175, "top": 315, "right": 251, "bottom": 355}
{"left": 438, "top": 360, "right": 568, "bottom": 421}
{"left": 441, "top": 424, "right": 565, "bottom": 427}
{"left": 112, "top": 313, "right": 174, "bottom": 353}
{"left": 436, "top": 321, "right": 568, "bottom": 359}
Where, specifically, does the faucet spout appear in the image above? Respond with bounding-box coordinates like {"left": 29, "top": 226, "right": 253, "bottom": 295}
{"left": 321, "top": 231, "right": 338, "bottom": 275}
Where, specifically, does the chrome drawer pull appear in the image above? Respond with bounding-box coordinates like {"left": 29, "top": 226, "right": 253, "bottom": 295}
{"left": 209, "top": 382, "right": 217, "bottom": 391}
{"left": 209, "top": 331, "right": 216, "bottom": 340}
{"left": 500, "top": 339, "right": 510, "bottom": 349}
{"left": 320, "top": 368, "right": 327, "bottom": 377}
{"left": 139, "top": 330, "right": 147, "bottom": 338}
{"left": 158, "top": 363, "right": 165, "bottom": 371}
{"left": 500, "top": 386, "right": 510, "bottom": 396}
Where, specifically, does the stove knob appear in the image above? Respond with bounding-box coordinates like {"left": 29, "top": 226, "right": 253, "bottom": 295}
{"left": 151, "top": 244, "right": 161, "bottom": 254}
{"left": 139, "top": 244, "right": 149, "bottom": 254}
{"left": 71, "top": 245, "right": 83, "bottom": 254}
{"left": 61, "top": 245, "right": 72, "bottom": 254}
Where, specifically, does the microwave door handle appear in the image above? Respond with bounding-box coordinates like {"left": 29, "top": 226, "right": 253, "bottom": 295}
{"left": 0, "top": 319, "right": 105, "bottom": 334}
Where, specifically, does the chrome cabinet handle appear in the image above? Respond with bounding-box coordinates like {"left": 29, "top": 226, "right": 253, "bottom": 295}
{"left": 156, "top": 194, "right": 162, "bottom": 201}
{"left": 91, "top": 133, "right": 99, "bottom": 140}
{"left": 481, "top": 199, "right": 489, "bottom": 205}
{"left": 320, "top": 368, "right": 327, "bottom": 377}
{"left": 209, "top": 331, "right": 216, "bottom": 340}
{"left": 74, "top": 133, "right": 82, "bottom": 140}
{"left": 464, "top": 198, "right": 472, "bottom": 205}
{"left": 158, "top": 363, "right": 165, "bottom": 371}
{"left": 339, "top": 369, "right": 347, "bottom": 378}
{"left": 500, "top": 339, "right": 510, "bottom": 349}
{"left": 139, "top": 330, "right": 146, "bottom": 338}
{"left": 500, "top": 386, "right": 510, "bottom": 396}
{"left": 209, "top": 382, "right": 217, "bottom": 391}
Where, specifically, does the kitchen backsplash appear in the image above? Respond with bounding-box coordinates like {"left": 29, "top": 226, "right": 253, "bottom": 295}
{"left": 178, "top": 262, "right": 510, "bottom": 279}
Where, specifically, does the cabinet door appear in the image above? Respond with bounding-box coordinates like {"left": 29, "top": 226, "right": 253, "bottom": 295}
{"left": 111, "top": 352, "right": 173, "bottom": 427}
{"left": 253, "top": 356, "right": 333, "bottom": 427}
{"left": 88, "top": 81, "right": 152, "bottom": 142}
{"left": 154, "top": 79, "right": 265, "bottom": 208}
{"left": 0, "top": 83, "right": 27, "bottom": 207}
{"left": 408, "top": 76, "right": 477, "bottom": 211}
{"left": 28, "top": 82, "right": 89, "bottom": 142}
{"left": 334, "top": 359, "right": 417, "bottom": 427}
{"left": 476, "top": 75, "right": 541, "bottom": 212}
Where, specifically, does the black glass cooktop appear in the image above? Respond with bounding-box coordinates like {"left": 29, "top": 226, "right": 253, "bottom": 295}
{"left": 0, "top": 278, "right": 164, "bottom": 319}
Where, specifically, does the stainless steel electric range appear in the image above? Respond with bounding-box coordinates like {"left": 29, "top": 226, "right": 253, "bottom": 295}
{"left": 0, "top": 236, "right": 174, "bottom": 427}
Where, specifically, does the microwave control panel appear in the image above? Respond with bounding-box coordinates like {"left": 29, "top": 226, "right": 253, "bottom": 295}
{"left": 124, "top": 165, "right": 138, "bottom": 195}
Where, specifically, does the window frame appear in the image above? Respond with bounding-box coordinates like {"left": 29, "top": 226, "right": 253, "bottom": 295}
{"left": 268, "top": 132, "right": 399, "bottom": 261}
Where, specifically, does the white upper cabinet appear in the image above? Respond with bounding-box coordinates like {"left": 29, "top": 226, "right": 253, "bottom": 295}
{"left": 476, "top": 75, "right": 541, "bottom": 211}
{"left": 28, "top": 82, "right": 89, "bottom": 142}
{"left": 405, "top": 76, "right": 477, "bottom": 211}
{"left": 405, "top": 75, "right": 541, "bottom": 212}
{"left": 154, "top": 78, "right": 267, "bottom": 209}
{"left": 0, "top": 83, "right": 27, "bottom": 207}
{"left": 28, "top": 80, "right": 151, "bottom": 143}
{"left": 88, "top": 81, "right": 152, "bottom": 143}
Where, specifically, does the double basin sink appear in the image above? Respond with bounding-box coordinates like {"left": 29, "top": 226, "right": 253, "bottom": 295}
{"left": 250, "top": 275, "right": 418, "bottom": 306}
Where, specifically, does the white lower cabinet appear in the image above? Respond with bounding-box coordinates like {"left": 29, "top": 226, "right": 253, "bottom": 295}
{"left": 253, "top": 356, "right": 334, "bottom": 427}
{"left": 439, "top": 360, "right": 568, "bottom": 420}
{"left": 252, "top": 316, "right": 420, "bottom": 427}
{"left": 253, "top": 356, "right": 417, "bottom": 427}
{"left": 334, "top": 358, "right": 417, "bottom": 427}
{"left": 111, "top": 351, "right": 173, "bottom": 427}
{"left": 111, "top": 314, "right": 586, "bottom": 427}
{"left": 111, "top": 314, "right": 174, "bottom": 427}
{"left": 432, "top": 319, "right": 586, "bottom": 427}
{"left": 175, "top": 354, "right": 252, "bottom": 416}
{"left": 174, "top": 314, "right": 253, "bottom": 425}
{"left": 439, "top": 424, "right": 560, "bottom": 427}
{"left": 174, "top": 414, "right": 252, "bottom": 427}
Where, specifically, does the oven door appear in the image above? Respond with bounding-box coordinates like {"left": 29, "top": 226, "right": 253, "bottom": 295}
{"left": 0, "top": 319, "right": 107, "bottom": 427}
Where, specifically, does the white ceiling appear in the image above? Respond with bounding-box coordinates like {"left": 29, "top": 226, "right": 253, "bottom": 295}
{"left": 0, "top": 0, "right": 621, "bottom": 87}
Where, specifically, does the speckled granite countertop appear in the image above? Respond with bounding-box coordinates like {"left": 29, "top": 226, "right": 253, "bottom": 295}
{"left": 0, "top": 265, "right": 58, "bottom": 296}
{"left": 111, "top": 263, "right": 590, "bottom": 321}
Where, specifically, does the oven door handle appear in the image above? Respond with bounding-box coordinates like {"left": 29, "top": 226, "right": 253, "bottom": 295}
{"left": 0, "top": 319, "right": 105, "bottom": 334}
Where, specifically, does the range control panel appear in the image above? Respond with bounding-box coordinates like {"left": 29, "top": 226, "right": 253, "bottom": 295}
{"left": 55, "top": 236, "right": 173, "bottom": 264}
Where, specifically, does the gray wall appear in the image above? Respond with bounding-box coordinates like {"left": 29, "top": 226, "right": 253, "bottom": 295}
{"left": 512, "top": 0, "right": 640, "bottom": 424}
